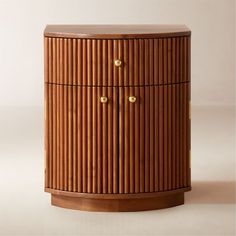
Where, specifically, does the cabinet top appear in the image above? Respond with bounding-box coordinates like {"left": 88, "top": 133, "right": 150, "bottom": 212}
{"left": 44, "top": 24, "right": 191, "bottom": 39}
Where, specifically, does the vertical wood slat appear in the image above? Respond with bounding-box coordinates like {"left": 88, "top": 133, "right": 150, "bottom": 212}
{"left": 44, "top": 84, "right": 49, "bottom": 187}
{"left": 163, "top": 85, "right": 168, "bottom": 191}
{"left": 92, "top": 87, "right": 97, "bottom": 193}
{"left": 113, "top": 88, "right": 118, "bottom": 193}
{"left": 129, "top": 86, "right": 135, "bottom": 193}
{"left": 97, "top": 87, "right": 102, "bottom": 193}
{"left": 153, "top": 39, "right": 158, "bottom": 85}
{"left": 124, "top": 41, "right": 130, "bottom": 193}
{"left": 87, "top": 86, "right": 92, "bottom": 193}
{"left": 97, "top": 42, "right": 102, "bottom": 193}
{"left": 82, "top": 86, "right": 87, "bottom": 192}
{"left": 72, "top": 40, "right": 77, "bottom": 192}
{"left": 179, "top": 83, "right": 184, "bottom": 187}
{"left": 149, "top": 40, "right": 154, "bottom": 192}
{"left": 48, "top": 38, "right": 52, "bottom": 83}
{"left": 111, "top": 40, "right": 117, "bottom": 193}
{"left": 118, "top": 41, "right": 124, "bottom": 193}
{"left": 56, "top": 39, "right": 60, "bottom": 190}
{"left": 144, "top": 86, "right": 150, "bottom": 192}
{"left": 107, "top": 43, "right": 113, "bottom": 193}
{"left": 183, "top": 82, "right": 187, "bottom": 187}
{"left": 158, "top": 85, "right": 164, "bottom": 191}
{"left": 52, "top": 85, "right": 57, "bottom": 189}
{"left": 59, "top": 39, "right": 64, "bottom": 190}
{"left": 58, "top": 86, "right": 64, "bottom": 190}
{"left": 134, "top": 42, "right": 140, "bottom": 193}
{"left": 167, "top": 85, "right": 172, "bottom": 190}
{"left": 102, "top": 86, "right": 108, "bottom": 193}
{"left": 92, "top": 41, "right": 97, "bottom": 193}
{"left": 113, "top": 40, "right": 118, "bottom": 87}
{"left": 107, "top": 87, "right": 113, "bottom": 193}
{"left": 102, "top": 41, "right": 108, "bottom": 194}
{"left": 154, "top": 86, "right": 159, "bottom": 191}
{"left": 87, "top": 40, "right": 92, "bottom": 193}
{"left": 144, "top": 39, "right": 149, "bottom": 193}
{"left": 149, "top": 86, "right": 154, "bottom": 192}
{"left": 167, "top": 39, "right": 172, "bottom": 190}
{"left": 179, "top": 37, "right": 183, "bottom": 83}
{"left": 44, "top": 38, "right": 49, "bottom": 187}
{"left": 139, "top": 39, "right": 145, "bottom": 192}
{"left": 124, "top": 87, "right": 130, "bottom": 193}
{"left": 175, "top": 83, "right": 179, "bottom": 188}
{"left": 77, "top": 87, "right": 82, "bottom": 192}
{"left": 119, "top": 87, "right": 124, "bottom": 193}
{"left": 68, "top": 85, "right": 73, "bottom": 192}
{"left": 48, "top": 85, "right": 53, "bottom": 188}
{"left": 172, "top": 38, "right": 176, "bottom": 84}
{"left": 44, "top": 38, "right": 49, "bottom": 83}
{"left": 134, "top": 91, "right": 140, "bottom": 193}
{"left": 187, "top": 83, "right": 191, "bottom": 186}
{"left": 128, "top": 40, "right": 135, "bottom": 193}
{"left": 172, "top": 85, "right": 176, "bottom": 189}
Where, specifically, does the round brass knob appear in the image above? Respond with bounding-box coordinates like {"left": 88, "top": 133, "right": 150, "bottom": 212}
{"left": 114, "top": 59, "right": 122, "bottom": 67}
{"left": 100, "top": 96, "right": 108, "bottom": 103}
{"left": 129, "top": 96, "right": 136, "bottom": 103}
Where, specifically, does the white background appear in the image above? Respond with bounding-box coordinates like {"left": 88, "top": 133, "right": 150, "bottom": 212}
{"left": 0, "top": 0, "right": 235, "bottom": 236}
{"left": 0, "top": 0, "right": 235, "bottom": 106}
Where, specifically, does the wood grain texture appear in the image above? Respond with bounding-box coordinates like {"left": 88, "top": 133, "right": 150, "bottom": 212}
{"left": 44, "top": 30, "right": 191, "bottom": 211}
{"left": 51, "top": 192, "right": 186, "bottom": 212}
{"left": 44, "top": 24, "right": 191, "bottom": 39}
{"left": 45, "top": 85, "right": 120, "bottom": 193}
{"left": 45, "top": 37, "right": 190, "bottom": 86}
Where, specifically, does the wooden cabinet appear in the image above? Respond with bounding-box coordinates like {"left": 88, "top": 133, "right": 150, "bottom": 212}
{"left": 44, "top": 25, "right": 191, "bottom": 211}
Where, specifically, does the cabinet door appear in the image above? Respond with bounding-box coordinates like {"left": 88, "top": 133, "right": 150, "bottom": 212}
{"left": 45, "top": 84, "right": 119, "bottom": 194}
{"left": 119, "top": 84, "right": 190, "bottom": 194}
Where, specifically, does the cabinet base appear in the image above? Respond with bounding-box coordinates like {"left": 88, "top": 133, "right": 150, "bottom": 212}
{"left": 48, "top": 188, "right": 190, "bottom": 212}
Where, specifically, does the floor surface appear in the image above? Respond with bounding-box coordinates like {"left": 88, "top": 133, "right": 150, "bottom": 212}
{"left": 0, "top": 106, "right": 235, "bottom": 236}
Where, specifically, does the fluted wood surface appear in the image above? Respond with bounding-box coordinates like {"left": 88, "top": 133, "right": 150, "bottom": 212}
{"left": 45, "top": 83, "right": 190, "bottom": 193}
{"left": 44, "top": 37, "right": 190, "bottom": 86}
{"left": 44, "top": 35, "right": 191, "bottom": 195}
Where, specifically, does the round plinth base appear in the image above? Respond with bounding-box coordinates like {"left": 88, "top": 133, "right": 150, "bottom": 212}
{"left": 47, "top": 187, "right": 190, "bottom": 212}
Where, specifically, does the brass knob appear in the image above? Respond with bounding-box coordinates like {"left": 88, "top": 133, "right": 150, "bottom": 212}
{"left": 100, "top": 96, "right": 108, "bottom": 103}
{"left": 129, "top": 96, "right": 136, "bottom": 103}
{"left": 114, "top": 59, "right": 122, "bottom": 67}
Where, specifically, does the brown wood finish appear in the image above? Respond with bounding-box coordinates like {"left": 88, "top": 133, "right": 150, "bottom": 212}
{"left": 51, "top": 192, "right": 186, "bottom": 212}
{"left": 44, "top": 37, "right": 190, "bottom": 86}
{"left": 44, "top": 25, "right": 191, "bottom": 212}
{"left": 44, "top": 25, "right": 191, "bottom": 39}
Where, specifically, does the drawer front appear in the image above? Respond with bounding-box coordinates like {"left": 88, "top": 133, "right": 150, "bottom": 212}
{"left": 44, "top": 37, "right": 190, "bottom": 86}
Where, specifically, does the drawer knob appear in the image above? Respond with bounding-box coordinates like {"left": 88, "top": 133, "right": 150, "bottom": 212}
{"left": 100, "top": 96, "right": 108, "bottom": 103}
{"left": 129, "top": 96, "right": 136, "bottom": 103}
{"left": 114, "top": 59, "right": 122, "bottom": 67}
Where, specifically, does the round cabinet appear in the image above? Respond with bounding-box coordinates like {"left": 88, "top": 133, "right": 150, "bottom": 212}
{"left": 44, "top": 25, "right": 191, "bottom": 211}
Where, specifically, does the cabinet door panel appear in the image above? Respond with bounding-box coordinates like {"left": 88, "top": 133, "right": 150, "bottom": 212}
{"left": 45, "top": 84, "right": 119, "bottom": 193}
{"left": 120, "top": 84, "right": 190, "bottom": 193}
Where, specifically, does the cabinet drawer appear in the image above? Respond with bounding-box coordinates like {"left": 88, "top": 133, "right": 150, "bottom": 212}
{"left": 44, "top": 37, "right": 190, "bottom": 86}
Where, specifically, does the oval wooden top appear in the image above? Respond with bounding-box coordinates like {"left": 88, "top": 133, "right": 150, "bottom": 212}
{"left": 44, "top": 24, "right": 191, "bottom": 39}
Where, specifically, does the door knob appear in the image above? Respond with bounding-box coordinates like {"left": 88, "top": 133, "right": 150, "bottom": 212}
{"left": 114, "top": 59, "right": 122, "bottom": 67}
{"left": 129, "top": 96, "right": 136, "bottom": 103}
{"left": 100, "top": 96, "right": 108, "bottom": 103}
